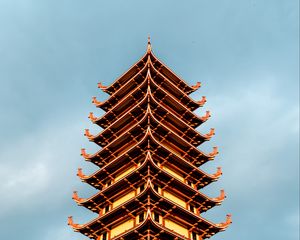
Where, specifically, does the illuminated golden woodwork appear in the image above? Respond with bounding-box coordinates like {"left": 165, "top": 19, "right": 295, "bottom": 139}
{"left": 164, "top": 219, "right": 189, "bottom": 239}
{"left": 114, "top": 166, "right": 136, "bottom": 182}
{"left": 111, "top": 219, "right": 135, "bottom": 239}
{"left": 163, "top": 190, "right": 186, "bottom": 208}
{"left": 162, "top": 165, "right": 185, "bottom": 182}
{"left": 112, "top": 191, "right": 135, "bottom": 209}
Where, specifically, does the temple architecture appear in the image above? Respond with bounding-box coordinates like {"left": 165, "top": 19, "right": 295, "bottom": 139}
{"left": 68, "top": 38, "right": 232, "bottom": 240}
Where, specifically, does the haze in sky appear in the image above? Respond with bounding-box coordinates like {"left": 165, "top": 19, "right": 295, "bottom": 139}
{"left": 0, "top": 1, "right": 298, "bottom": 239}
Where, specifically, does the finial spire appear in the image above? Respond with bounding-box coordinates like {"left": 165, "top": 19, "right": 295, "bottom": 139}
{"left": 147, "top": 35, "right": 152, "bottom": 53}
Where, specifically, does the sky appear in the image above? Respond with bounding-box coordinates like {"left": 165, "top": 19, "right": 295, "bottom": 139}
{"left": 0, "top": 0, "right": 298, "bottom": 239}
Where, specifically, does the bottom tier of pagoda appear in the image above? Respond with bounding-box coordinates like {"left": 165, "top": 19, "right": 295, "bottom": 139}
{"left": 69, "top": 180, "right": 231, "bottom": 240}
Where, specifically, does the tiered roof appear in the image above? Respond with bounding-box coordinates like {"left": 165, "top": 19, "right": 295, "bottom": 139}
{"left": 69, "top": 38, "right": 231, "bottom": 240}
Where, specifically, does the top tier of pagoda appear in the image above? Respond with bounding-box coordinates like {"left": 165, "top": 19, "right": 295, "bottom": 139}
{"left": 68, "top": 37, "right": 231, "bottom": 240}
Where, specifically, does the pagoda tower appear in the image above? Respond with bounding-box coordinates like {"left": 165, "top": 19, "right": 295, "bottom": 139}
{"left": 68, "top": 38, "right": 232, "bottom": 240}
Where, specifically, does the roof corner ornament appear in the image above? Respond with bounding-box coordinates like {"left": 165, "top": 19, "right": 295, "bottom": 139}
{"left": 68, "top": 216, "right": 81, "bottom": 228}
{"left": 209, "top": 146, "right": 219, "bottom": 157}
{"left": 84, "top": 129, "right": 94, "bottom": 139}
{"left": 226, "top": 214, "right": 232, "bottom": 225}
{"left": 72, "top": 191, "right": 83, "bottom": 202}
{"left": 97, "top": 82, "right": 107, "bottom": 90}
{"left": 92, "top": 96, "right": 102, "bottom": 106}
{"left": 213, "top": 189, "right": 226, "bottom": 201}
{"left": 198, "top": 96, "right": 207, "bottom": 106}
{"left": 200, "top": 110, "right": 211, "bottom": 122}
{"left": 217, "top": 214, "right": 232, "bottom": 228}
{"left": 147, "top": 35, "right": 152, "bottom": 54}
{"left": 205, "top": 128, "right": 215, "bottom": 138}
{"left": 88, "top": 112, "right": 97, "bottom": 122}
{"left": 191, "top": 81, "right": 201, "bottom": 90}
{"left": 212, "top": 167, "right": 222, "bottom": 178}
{"left": 81, "top": 148, "right": 91, "bottom": 159}
{"left": 68, "top": 216, "right": 74, "bottom": 226}
{"left": 77, "top": 168, "right": 87, "bottom": 179}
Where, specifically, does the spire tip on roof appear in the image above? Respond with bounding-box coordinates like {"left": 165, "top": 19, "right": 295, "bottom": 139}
{"left": 147, "top": 35, "right": 152, "bottom": 53}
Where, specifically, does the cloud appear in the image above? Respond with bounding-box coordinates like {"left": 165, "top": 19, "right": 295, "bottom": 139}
{"left": 0, "top": 1, "right": 298, "bottom": 239}
{"left": 197, "top": 76, "right": 299, "bottom": 239}
{"left": 0, "top": 162, "right": 49, "bottom": 214}
{"left": 0, "top": 111, "right": 98, "bottom": 239}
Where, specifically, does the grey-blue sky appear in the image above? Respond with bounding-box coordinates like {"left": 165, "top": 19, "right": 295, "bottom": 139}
{"left": 0, "top": 0, "right": 298, "bottom": 239}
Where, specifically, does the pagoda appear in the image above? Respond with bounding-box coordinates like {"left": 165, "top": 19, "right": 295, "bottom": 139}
{"left": 68, "top": 38, "right": 232, "bottom": 240}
